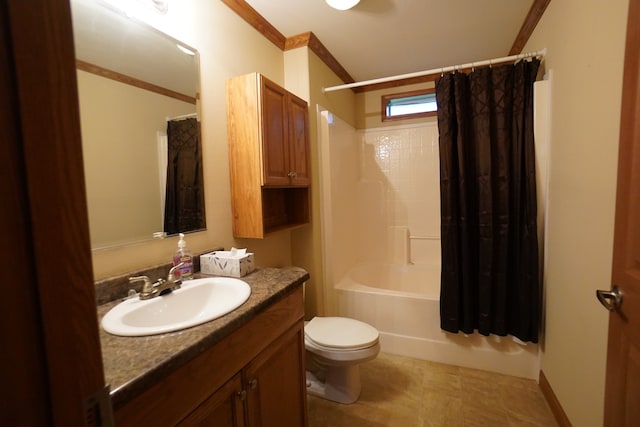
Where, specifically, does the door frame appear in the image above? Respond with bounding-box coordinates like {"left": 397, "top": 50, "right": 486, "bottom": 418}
{"left": 1, "top": 0, "right": 106, "bottom": 425}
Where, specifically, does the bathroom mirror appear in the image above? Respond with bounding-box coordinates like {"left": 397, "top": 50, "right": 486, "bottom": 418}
{"left": 71, "top": 0, "right": 205, "bottom": 249}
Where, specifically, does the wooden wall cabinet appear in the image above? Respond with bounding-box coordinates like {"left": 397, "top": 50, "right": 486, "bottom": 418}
{"left": 227, "top": 73, "right": 311, "bottom": 238}
{"left": 115, "top": 287, "right": 308, "bottom": 427}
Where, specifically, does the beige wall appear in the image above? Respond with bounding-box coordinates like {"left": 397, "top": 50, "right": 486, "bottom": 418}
{"left": 524, "top": 0, "right": 629, "bottom": 425}
{"left": 90, "top": 0, "right": 291, "bottom": 279}
{"left": 285, "top": 48, "right": 357, "bottom": 318}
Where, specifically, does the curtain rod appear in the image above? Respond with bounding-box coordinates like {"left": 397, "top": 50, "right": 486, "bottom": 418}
{"left": 323, "top": 48, "right": 547, "bottom": 93}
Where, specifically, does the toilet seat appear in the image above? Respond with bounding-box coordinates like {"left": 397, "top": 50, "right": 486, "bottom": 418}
{"left": 305, "top": 317, "right": 379, "bottom": 350}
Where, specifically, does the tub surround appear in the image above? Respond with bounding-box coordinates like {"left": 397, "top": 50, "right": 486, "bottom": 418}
{"left": 336, "top": 261, "right": 539, "bottom": 379}
{"left": 97, "top": 266, "right": 309, "bottom": 420}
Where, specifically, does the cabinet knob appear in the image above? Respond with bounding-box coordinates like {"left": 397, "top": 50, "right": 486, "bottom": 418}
{"left": 236, "top": 390, "right": 247, "bottom": 401}
{"left": 248, "top": 378, "right": 258, "bottom": 390}
{"left": 287, "top": 171, "right": 297, "bottom": 178}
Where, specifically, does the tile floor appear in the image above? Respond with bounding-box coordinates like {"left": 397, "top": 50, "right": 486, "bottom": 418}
{"left": 307, "top": 352, "right": 558, "bottom": 427}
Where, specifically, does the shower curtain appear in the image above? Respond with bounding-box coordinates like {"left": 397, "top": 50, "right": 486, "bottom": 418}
{"left": 435, "top": 59, "right": 540, "bottom": 343}
{"left": 164, "top": 117, "right": 205, "bottom": 235}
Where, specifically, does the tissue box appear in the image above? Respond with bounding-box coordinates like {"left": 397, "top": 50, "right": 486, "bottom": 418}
{"left": 200, "top": 250, "right": 255, "bottom": 277}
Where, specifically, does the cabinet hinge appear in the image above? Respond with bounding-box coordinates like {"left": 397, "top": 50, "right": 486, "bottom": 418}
{"left": 83, "top": 385, "right": 114, "bottom": 427}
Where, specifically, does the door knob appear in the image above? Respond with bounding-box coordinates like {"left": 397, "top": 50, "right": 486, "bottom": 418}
{"left": 596, "top": 285, "right": 622, "bottom": 311}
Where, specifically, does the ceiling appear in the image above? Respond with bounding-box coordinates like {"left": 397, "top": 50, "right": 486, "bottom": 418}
{"left": 244, "top": 0, "right": 535, "bottom": 84}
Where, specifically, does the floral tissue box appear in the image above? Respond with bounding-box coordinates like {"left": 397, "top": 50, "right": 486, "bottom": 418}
{"left": 200, "top": 248, "right": 255, "bottom": 278}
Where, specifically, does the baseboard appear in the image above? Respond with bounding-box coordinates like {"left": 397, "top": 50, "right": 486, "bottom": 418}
{"left": 539, "top": 370, "right": 573, "bottom": 427}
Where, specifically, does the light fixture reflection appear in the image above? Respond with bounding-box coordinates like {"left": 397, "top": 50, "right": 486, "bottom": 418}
{"left": 102, "top": 0, "right": 168, "bottom": 18}
{"left": 177, "top": 44, "right": 196, "bottom": 56}
{"left": 326, "top": 0, "right": 360, "bottom": 11}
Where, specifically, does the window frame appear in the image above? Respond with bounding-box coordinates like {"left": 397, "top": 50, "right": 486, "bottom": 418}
{"left": 381, "top": 88, "right": 437, "bottom": 122}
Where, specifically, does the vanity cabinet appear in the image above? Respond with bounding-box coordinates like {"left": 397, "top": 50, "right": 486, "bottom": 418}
{"left": 178, "top": 374, "right": 245, "bottom": 426}
{"left": 114, "top": 286, "right": 307, "bottom": 427}
{"left": 227, "top": 73, "right": 311, "bottom": 238}
{"left": 180, "top": 325, "right": 305, "bottom": 427}
{"left": 244, "top": 325, "right": 307, "bottom": 426}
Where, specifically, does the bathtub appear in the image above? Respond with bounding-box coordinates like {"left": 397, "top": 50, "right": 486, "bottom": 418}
{"left": 335, "top": 261, "right": 540, "bottom": 379}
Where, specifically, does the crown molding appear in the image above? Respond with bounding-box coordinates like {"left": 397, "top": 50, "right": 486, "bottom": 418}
{"left": 285, "top": 32, "right": 354, "bottom": 85}
{"left": 510, "top": 0, "right": 552, "bottom": 55}
{"left": 221, "top": 0, "right": 550, "bottom": 92}
{"left": 220, "top": 0, "right": 286, "bottom": 50}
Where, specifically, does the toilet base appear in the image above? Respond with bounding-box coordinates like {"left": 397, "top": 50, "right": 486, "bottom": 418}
{"left": 305, "top": 364, "right": 362, "bottom": 404}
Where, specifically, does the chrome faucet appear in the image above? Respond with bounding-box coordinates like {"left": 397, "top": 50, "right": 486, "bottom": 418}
{"left": 129, "top": 263, "right": 184, "bottom": 300}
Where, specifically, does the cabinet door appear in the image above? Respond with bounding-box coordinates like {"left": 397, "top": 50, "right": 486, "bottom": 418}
{"left": 288, "top": 94, "right": 310, "bottom": 186}
{"left": 261, "top": 77, "right": 291, "bottom": 186}
{"left": 244, "top": 323, "right": 307, "bottom": 427}
{"left": 178, "top": 373, "right": 246, "bottom": 427}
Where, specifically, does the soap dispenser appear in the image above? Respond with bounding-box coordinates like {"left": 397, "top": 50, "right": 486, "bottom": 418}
{"left": 173, "top": 233, "right": 193, "bottom": 280}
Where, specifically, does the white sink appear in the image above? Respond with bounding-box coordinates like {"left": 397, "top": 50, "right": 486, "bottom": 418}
{"left": 102, "top": 277, "right": 251, "bottom": 337}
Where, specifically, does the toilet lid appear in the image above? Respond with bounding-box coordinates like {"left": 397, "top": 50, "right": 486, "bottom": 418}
{"left": 305, "top": 317, "right": 379, "bottom": 349}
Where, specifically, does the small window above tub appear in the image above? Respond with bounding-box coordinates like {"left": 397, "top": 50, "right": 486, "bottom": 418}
{"left": 382, "top": 89, "right": 437, "bottom": 122}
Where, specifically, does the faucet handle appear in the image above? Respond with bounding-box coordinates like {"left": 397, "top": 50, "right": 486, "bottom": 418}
{"left": 168, "top": 263, "right": 184, "bottom": 282}
{"left": 129, "top": 275, "right": 153, "bottom": 292}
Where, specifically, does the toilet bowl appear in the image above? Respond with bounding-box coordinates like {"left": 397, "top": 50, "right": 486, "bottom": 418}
{"left": 304, "top": 316, "right": 380, "bottom": 404}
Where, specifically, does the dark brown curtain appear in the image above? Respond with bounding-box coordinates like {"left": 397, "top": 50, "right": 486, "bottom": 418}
{"left": 435, "top": 59, "right": 540, "bottom": 343}
{"left": 164, "top": 117, "right": 205, "bottom": 235}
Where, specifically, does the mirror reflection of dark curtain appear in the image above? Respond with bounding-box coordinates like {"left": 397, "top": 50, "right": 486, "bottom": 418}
{"left": 164, "top": 117, "right": 205, "bottom": 235}
{"left": 435, "top": 59, "right": 540, "bottom": 343}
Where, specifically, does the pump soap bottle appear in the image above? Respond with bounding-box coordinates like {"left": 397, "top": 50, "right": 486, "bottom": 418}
{"left": 173, "top": 233, "right": 194, "bottom": 280}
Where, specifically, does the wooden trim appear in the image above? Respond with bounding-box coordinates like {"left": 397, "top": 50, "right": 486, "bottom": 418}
{"left": 220, "top": 0, "right": 286, "bottom": 50}
{"left": 5, "top": 0, "right": 107, "bottom": 425}
{"left": 219, "top": 0, "right": 354, "bottom": 85}
{"left": 381, "top": 88, "right": 437, "bottom": 122}
{"left": 285, "top": 32, "right": 355, "bottom": 85}
{"left": 284, "top": 32, "right": 312, "bottom": 50}
{"left": 509, "top": 0, "right": 552, "bottom": 55}
{"left": 1, "top": 3, "right": 51, "bottom": 424}
{"left": 539, "top": 371, "right": 573, "bottom": 427}
{"left": 77, "top": 59, "right": 197, "bottom": 104}
{"left": 221, "top": 0, "right": 550, "bottom": 92}
{"left": 606, "top": 0, "right": 640, "bottom": 422}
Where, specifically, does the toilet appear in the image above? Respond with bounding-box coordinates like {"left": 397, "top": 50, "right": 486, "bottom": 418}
{"left": 304, "top": 316, "right": 380, "bottom": 404}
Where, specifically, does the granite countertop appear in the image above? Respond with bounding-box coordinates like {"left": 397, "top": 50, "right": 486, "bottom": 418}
{"left": 97, "top": 267, "right": 309, "bottom": 409}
